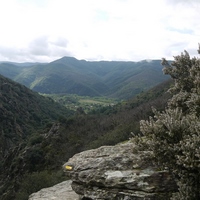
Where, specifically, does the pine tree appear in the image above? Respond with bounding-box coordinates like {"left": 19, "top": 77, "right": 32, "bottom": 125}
{"left": 137, "top": 46, "right": 200, "bottom": 199}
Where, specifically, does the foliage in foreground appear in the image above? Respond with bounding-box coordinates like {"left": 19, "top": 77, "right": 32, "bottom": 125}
{"left": 136, "top": 47, "right": 200, "bottom": 199}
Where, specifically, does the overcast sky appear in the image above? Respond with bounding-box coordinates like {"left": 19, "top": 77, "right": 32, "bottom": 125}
{"left": 0, "top": 0, "right": 200, "bottom": 62}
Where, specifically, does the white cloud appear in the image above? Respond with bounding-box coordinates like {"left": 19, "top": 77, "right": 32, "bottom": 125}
{"left": 0, "top": 0, "right": 199, "bottom": 62}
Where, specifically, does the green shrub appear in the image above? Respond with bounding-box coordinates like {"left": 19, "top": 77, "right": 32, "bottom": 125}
{"left": 28, "top": 134, "right": 44, "bottom": 145}
{"left": 136, "top": 47, "right": 200, "bottom": 199}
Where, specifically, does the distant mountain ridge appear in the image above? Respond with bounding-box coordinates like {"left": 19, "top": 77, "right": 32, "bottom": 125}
{"left": 0, "top": 57, "right": 169, "bottom": 99}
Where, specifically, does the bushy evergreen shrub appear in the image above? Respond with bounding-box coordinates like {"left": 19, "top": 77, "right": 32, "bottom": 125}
{"left": 137, "top": 46, "right": 200, "bottom": 199}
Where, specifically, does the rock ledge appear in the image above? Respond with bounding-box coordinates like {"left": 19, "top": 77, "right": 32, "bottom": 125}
{"left": 63, "top": 141, "right": 177, "bottom": 199}
{"left": 28, "top": 180, "right": 79, "bottom": 200}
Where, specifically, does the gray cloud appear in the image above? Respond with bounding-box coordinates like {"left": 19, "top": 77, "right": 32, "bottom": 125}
{"left": 29, "top": 35, "right": 50, "bottom": 56}
{"left": 0, "top": 35, "right": 73, "bottom": 63}
{"left": 27, "top": 36, "right": 73, "bottom": 62}
{"left": 0, "top": 46, "right": 28, "bottom": 62}
{"left": 50, "top": 37, "right": 69, "bottom": 48}
{"left": 164, "top": 42, "right": 199, "bottom": 59}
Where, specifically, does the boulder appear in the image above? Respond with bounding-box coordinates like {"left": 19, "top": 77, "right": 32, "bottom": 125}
{"left": 63, "top": 141, "right": 177, "bottom": 199}
{"left": 28, "top": 180, "right": 79, "bottom": 200}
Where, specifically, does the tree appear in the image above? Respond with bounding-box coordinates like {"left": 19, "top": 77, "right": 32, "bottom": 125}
{"left": 137, "top": 46, "right": 200, "bottom": 199}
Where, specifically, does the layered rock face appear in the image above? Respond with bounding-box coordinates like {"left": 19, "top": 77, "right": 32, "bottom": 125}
{"left": 29, "top": 180, "right": 79, "bottom": 200}
{"left": 63, "top": 141, "right": 177, "bottom": 200}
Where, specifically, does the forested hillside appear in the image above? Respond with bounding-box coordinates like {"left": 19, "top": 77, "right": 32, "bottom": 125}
{"left": 0, "top": 57, "right": 169, "bottom": 99}
{"left": 0, "top": 74, "right": 73, "bottom": 152}
{"left": 0, "top": 74, "right": 74, "bottom": 199}
{"left": 0, "top": 72, "right": 172, "bottom": 199}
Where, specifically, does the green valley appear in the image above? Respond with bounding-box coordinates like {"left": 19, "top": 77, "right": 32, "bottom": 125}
{"left": 42, "top": 93, "right": 119, "bottom": 113}
{"left": 0, "top": 56, "right": 173, "bottom": 200}
{"left": 0, "top": 71, "right": 172, "bottom": 199}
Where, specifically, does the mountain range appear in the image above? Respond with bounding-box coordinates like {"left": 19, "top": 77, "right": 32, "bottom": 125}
{"left": 0, "top": 57, "right": 169, "bottom": 99}
{"left": 0, "top": 56, "right": 172, "bottom": 199}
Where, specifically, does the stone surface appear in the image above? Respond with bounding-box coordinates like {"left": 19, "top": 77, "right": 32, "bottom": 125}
{"left": 28, "top": 180, "right": 79, "bottom": 200}
{"left": 63, "top": 141, "right": 177, "bottom": 199}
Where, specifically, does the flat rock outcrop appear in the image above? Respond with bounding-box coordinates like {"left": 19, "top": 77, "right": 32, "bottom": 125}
{"left": 63, "top": 141, "right": 177, "bottom": 199}
{"left": 28, "top": 180, "right": 79, "bottom": 200}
